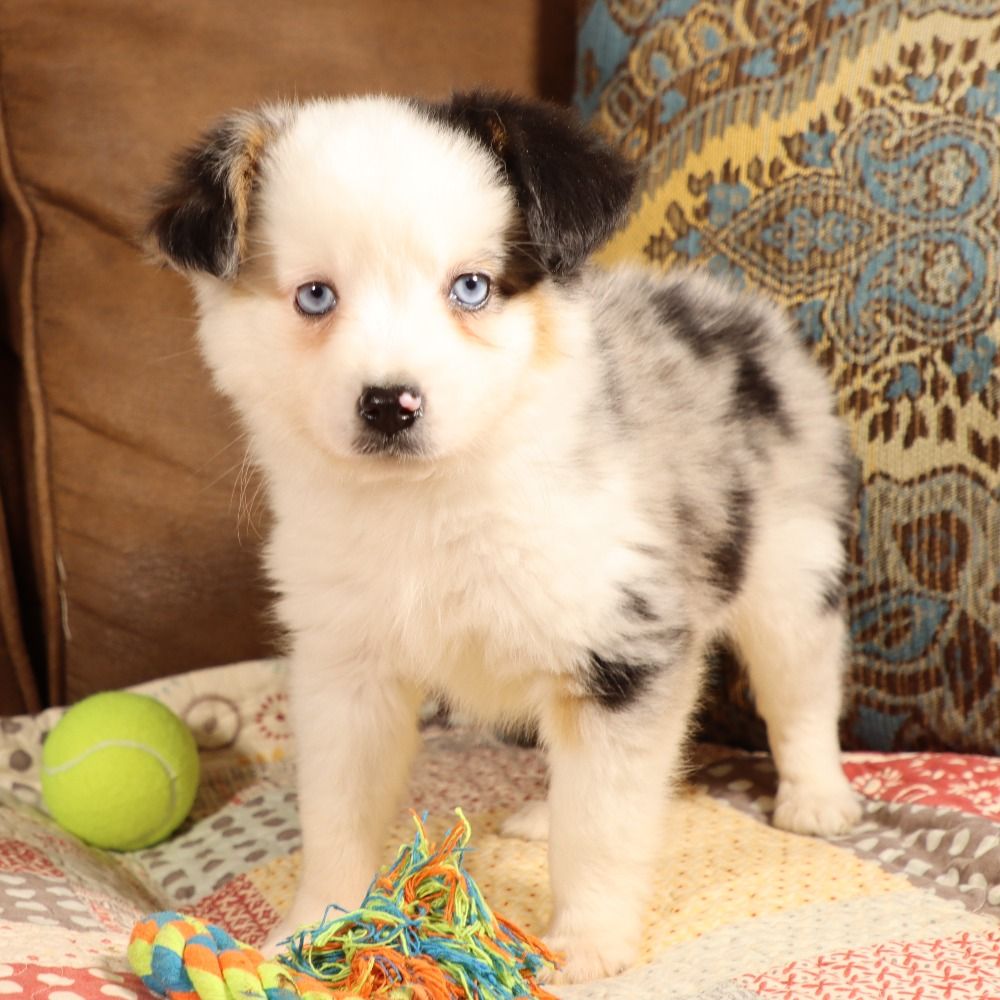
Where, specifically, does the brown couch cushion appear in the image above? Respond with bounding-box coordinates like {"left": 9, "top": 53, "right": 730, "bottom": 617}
{"left": 0, "top": 164, "right": 41, "bottom": 714}
{"left": 0, "top": 0, "right": 575, "bottom": 707}
{"left": 0, "top": 492, "right": 37, "bottom": 715}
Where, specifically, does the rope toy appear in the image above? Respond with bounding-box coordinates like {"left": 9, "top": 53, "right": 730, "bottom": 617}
{"left": 129, "top": 810, "right": 558, "bottom": 1000}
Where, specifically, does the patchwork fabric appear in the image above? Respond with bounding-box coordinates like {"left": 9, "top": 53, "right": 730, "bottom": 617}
{"left": 696, "top": 754, "right": 1000, "bottom": 917}
{"left": 737, "top": 929, "right": 1000, "bottom": 1000}
{"left": 576, "top": 0, "right": 1000, "bottom": 753}
{"left": 2, "top": 661, "right": 1000, "bottom": 999}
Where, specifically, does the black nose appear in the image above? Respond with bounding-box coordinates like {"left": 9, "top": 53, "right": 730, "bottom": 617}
{"left": 357, "top": 384, "right": 423, "bottom": 437}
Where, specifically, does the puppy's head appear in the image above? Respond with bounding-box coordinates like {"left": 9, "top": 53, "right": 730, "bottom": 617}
{"left": 149, "top": 93, "right": 635, "bottom": 466}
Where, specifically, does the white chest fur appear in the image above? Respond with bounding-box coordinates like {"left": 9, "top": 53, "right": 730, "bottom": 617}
{"left": 263, "top": 430, "right": 653, "bottom": 720}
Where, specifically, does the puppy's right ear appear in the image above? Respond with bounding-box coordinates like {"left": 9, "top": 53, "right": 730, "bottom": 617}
{"left": 147, "top": 107, "right": 285, "bottom": 280}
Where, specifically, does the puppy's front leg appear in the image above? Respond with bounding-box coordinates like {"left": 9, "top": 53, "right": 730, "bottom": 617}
{"left": 265, "top": 635, "right": 421, "bottom": 951}
{"left": 543, "top": 660, "right": 702, "bottom": 983}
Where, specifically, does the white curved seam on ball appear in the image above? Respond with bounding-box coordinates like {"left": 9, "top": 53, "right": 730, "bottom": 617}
{"left": 43, "top": 737, "right": 180, "bottom": 839}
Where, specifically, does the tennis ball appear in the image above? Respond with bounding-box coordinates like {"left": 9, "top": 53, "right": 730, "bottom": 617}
{"left": 41, "top": 691, "right": 200, "bottom": 851}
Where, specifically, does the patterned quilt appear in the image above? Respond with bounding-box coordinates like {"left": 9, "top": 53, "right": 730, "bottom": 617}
{"left": 1, "top": 660, "right": 998, "bottom": 998}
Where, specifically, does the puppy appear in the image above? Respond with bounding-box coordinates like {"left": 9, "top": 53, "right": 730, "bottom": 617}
{"left": 149, "top": 92, "right": 862, "bottom": 982}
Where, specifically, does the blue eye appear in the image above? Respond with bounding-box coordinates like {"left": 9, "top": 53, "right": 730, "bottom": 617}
{"left": 450, "top": 273, "right": 491, "bottom": 310}
{"left": 294, "top": 282, "right": 337, "bottom": 316}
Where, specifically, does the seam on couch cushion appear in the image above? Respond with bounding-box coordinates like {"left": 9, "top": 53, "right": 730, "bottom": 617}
{"left": 0, "top": 72, "right": 64, "bottom": 704}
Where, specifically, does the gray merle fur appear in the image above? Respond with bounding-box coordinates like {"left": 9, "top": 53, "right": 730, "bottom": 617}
{"left": 707, "top": 481, "right": 754, "bottom": 598}
{"left": 622, "top": 588, "right": 658, "bottom": 623}
{"left": 819, "top": 570, "right": 847, "bottom": 613}
{"left": 733, "top": 352, "right": 793, "bottom": 435}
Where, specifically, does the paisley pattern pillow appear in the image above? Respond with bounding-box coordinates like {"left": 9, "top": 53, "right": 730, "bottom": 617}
{"left": 576, "top": 0, "right": 1000, "bottom": 753}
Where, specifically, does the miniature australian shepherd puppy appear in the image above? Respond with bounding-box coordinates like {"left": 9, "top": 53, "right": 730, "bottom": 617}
{"left": 149, "top": 91, "right": 862, "bottom": 982}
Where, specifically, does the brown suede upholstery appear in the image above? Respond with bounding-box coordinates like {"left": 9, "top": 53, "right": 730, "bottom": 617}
{"left": 0, "top": 0, "right": 576, "bottom": 710}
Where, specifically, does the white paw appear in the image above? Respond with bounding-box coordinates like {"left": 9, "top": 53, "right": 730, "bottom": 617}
{"left": 542, "top": 929, "right": 636, "bottom": 984}
{"left": 500, "top": 799, "right": 549, "bottom": 841}
{"left": 262, "top": 916, "right": 299, "bottom": 957}
{"left": 773, "top": 779, "right": 863, "bottom": 837}
{"left": 263, "top": 891, "right": 355, "bottom": 956}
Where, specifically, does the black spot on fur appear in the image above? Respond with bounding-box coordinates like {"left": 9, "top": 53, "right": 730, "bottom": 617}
{"left": 734, "top": 354, "right": 779, "bottom": 418}
{"left": 496, "top": 719, "right": 540, "bottom": 748}
{"left": 622, "top": 587, "right": 658, "bottom": 623}
{"left": 733, "top": 352, "right": 793, "bottom": 435}
{"left": 585, "top": 653, "right": 656, "bottom": 711}
{"left": 652, "top": 286, "right": 708, "bottom": 355}
{"left": 653, "top": 284, "right": 794, "bottom": 435}
{"left": 428, "top": 91, "right": 636, "bottom": 279}
{"left": 708, "top": 482, "right": 754, "bottom": 598}
{"left": 819, "top": 570, "right": 846, "bottom": 613}
{"left": 653, "top": 285, "right": 763, "bottom": 358}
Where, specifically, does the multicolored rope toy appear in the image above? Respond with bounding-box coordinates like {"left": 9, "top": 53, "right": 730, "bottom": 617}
{"left": 128, "top": 810, "right": 558, "bottom": 1000}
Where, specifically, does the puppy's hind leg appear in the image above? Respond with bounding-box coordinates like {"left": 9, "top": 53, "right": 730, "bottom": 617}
{"left": 730, "top": 515, "right": 862, "bottom": 837}
{"left": 501, "top": 798, "right": 549, "bottom": 842}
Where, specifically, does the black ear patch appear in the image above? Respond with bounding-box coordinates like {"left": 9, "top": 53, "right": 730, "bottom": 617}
{"left": 431, "top": 92, "right": 637, "bottom": 278}
{"left": 147, "top": 108, "right": 284, "bottom": 280}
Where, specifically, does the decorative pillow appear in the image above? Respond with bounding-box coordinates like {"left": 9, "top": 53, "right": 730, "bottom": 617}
{"left": 576, "top": 0, "right": 1000, "bottom": 753}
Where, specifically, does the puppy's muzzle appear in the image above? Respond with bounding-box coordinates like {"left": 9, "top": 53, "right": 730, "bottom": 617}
{"left": 358, "top": 384, "right": 423, "bottom": 437}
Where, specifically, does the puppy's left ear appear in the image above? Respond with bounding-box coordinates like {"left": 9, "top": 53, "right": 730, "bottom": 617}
{"left": 436, "top": 92, "right": 636, "bottom": 278}
{"left": 147, "top": 106, "right": 286, "bottom": 280}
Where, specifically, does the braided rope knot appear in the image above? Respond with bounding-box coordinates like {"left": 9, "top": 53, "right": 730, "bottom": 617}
{"left": 128, "top": 910, "right": 336, "bottom": 1000}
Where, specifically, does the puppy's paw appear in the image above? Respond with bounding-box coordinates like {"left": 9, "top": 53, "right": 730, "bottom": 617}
{"left": 262, "top": 892, "right": 348, "bottom": 956}
{"left": 500, "top": 799, "right": 549, "bottom": 841}
{"left": 774, "top": 779, "right": 862, "bottom": 837}
{"left": 542, "top": 910, "right": 638, "bottom": 985}
{"left": 542, "top": 930, "right": 635, "bottom": 984}
{"left": 262, "top": 916, "right": 299, "bottom": 957}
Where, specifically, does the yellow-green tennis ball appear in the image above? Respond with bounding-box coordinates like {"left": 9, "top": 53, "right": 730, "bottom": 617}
{"left": 41, "top": 691, "right": 200, "bottom": 851}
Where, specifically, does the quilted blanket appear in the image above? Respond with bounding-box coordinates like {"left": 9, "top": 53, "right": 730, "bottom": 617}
{"left": 1, "top": 660, "right": 998, "bottom": 998}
